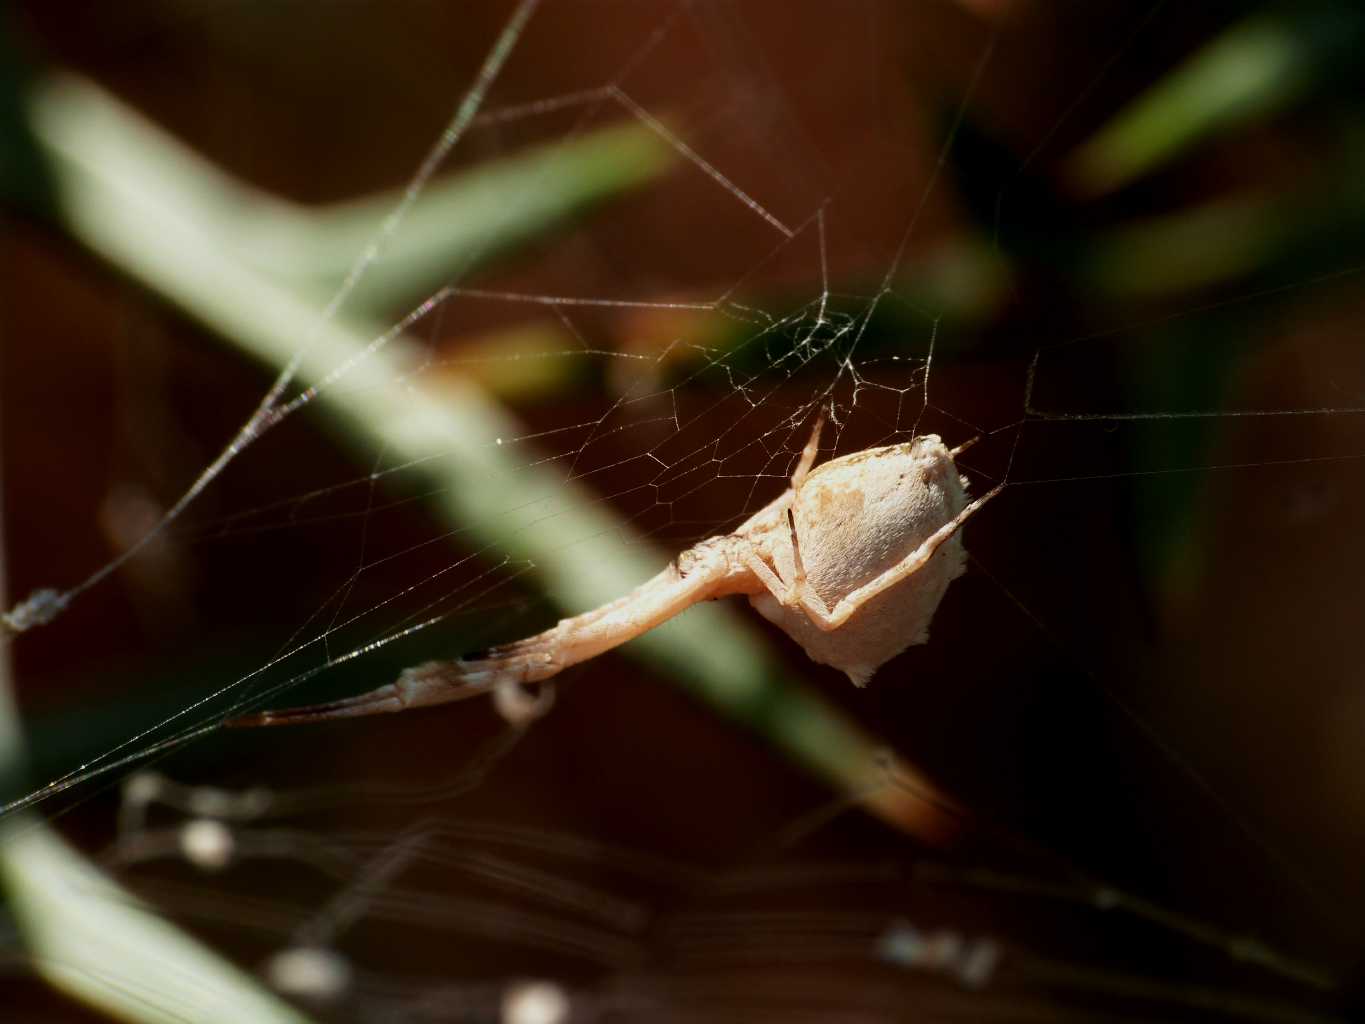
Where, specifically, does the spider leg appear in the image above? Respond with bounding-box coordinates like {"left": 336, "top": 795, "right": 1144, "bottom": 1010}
{"left": 787, "top": 507, "right": 806, "bottom": 593}
{"left": 729, "top": 410, "right": 829, "bottom": 608}
{"left": 229, "top": 552, "right": 735, "bottom": 727}
{"left": 790, "top": 408, "right": 826, "bottom": 490}
{"left": 797, "top": 484, "right": 1003, "bottom": 633}
{"left": 734, "top": 508, "right": 836, "bottom": 623}
{"left": 948, "top": 435, "right": 980, "bottom": 458}
{"left": 736, "top": 541, "right": 791, "bottom": 601}
{"left": 225, "top": 658, "right": 510, "bottom": 727}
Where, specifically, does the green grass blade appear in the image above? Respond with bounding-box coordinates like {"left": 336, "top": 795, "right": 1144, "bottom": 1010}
{"left": 1067, "top": 8, "right": 1364, "bottom": 196}
{"left": 0, "top": 819, "right": 313, "bottom": 1024}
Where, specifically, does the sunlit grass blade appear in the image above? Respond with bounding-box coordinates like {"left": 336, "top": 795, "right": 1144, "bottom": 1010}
{"left": 0, "top": 819, "right": 313, "bottom": 1024}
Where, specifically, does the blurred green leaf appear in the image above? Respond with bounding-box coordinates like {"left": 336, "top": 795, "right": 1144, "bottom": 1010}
{"left": 0, "top": 13, "right": 54, "bottom": 219}
{"left": 263, "top": 120, "right": 676, "bottom": 315}
{"left": 0, "top": 819, "right": 312, "bottom": 1024}
{"left": 1085, "top": 192, "right": 1283, "bottom": 296}
{"left": 1067, "top": 4, "right": 1365, "bottom": 196}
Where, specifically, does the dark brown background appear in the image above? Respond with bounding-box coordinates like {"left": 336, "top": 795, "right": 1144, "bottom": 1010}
{"left": 3, "top": 1, "right": 1364, "bottom": 1020}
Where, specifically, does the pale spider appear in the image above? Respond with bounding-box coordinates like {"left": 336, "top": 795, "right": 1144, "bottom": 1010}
{"left": 234, "top": 415, "right": 999, "bottom": 727}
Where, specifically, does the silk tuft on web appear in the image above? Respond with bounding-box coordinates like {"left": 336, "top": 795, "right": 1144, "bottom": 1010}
{"left": 3, "top": 1, "right": 1365, "bottom": 1021}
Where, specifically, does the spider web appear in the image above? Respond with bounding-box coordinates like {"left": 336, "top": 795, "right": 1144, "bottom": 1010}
{"left": 3, "top": 1, "right": 1364, "bottom": 1020}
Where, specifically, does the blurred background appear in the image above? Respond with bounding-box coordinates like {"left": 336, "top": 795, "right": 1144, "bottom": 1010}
{"left": 3, "top": 1, "right": 1365, "bottom": 1020}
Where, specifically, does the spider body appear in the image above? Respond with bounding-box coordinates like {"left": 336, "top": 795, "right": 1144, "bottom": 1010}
{"left": 235, "top": 418, "right": 997, "bottom": 727}
{"left": 744, "top": 436, "right": 968, "bottom": 686}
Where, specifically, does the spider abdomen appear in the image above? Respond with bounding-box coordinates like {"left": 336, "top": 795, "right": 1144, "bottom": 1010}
{"left": 750, "top": 435, "right": 970, "bottom": 686}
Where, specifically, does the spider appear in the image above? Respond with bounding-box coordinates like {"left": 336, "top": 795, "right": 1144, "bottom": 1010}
{"left": 233, "top": 414, "right": 999, "bottom": 728}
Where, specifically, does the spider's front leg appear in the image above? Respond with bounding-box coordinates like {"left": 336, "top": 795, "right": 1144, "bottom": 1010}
{"left": 230, "top": 546, "right": 738, "bottom": 727}
{"left": 226, "top": 645, "right": 556, "bottom": 728}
